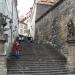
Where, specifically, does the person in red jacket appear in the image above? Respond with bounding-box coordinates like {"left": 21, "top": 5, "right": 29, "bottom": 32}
{"left": 12, "top": 41, "right": 23, "bottom": 58}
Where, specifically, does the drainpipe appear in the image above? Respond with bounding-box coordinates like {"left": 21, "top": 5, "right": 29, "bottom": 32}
{"left": 10, "top": 0, "right": 13, "bottom": 43}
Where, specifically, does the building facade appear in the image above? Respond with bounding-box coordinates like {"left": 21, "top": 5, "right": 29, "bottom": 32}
{"left": 19, "top": 14, "right": 29, "bottom": 36}
{"left": 19, "top": 10, "right": 34, "bottom": 37}
{"left": 28, "top": 0, "right": 59, "bottom": 40}
{"left": 19, "top": 21, "right": 28, "bottom": 36}
{"left": 30, "top": 0, "right": 75, "bottom": 72}
{"left": 0, "top": 0, "right": 19, "bottom": 74}
{"left": 4, "top": 0, "right": 19, "bottom": 56}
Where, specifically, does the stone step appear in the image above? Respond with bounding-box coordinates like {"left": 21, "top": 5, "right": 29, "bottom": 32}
{"left": 8, "top": 64, "right": 67, "bottom": 68}
{"left": 8, "top": 68, "right": 68, "bottom": 72}
{"left": 8, "top": 61, "right": 66, "bottom": 65}
{"left": 8, "top": 74, "right": 51, "bottom": 75}
{"left": 8, "top": 64, "right": 65, "bottom": 68}
{"left": 7, "top": 60, "right": 67, "bottom": 67}
{"left": 8, "top": 64, "right": 66, "bottom": 67}
{"left": 8, "top": 58, "right": 66, "bottom": 62}
{"left": 8, "top": 73, "right": 50, "bottom": 75}
{"left": 8, "top": 63, "right": 66, "bottom": 67}
{"left": 7, "top": 60, "right": 66, "bottom": 63}
{"left": 8, "top": 63, "right": 65, "bottom": 66}
{"left": 8, "top": 62, "right": 66, "bottom": 67}
{"left": 8, "top": 70, "right": 68, "bottom": 74}
{"left": 8, "top": 68, "right": 68, "bottom": 71}
{"left": 8, "top": 72, "right": 67, "bottom": 75}
{"left": 8, "top": 69, "right": 68, "bottom": 72}
{"left": 8, "top": 67, "right": 68, "bottom": 71}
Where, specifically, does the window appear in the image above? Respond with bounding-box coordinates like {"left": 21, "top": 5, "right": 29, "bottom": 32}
{"left": 20, "top": 29, "right": 23, "bottom": 34}
{"left": 19, "top": 24, "right": 23, "bottom": 28}
{"left": 24, "top": 30, "right": 27, "bottom": 33}
{"left": 24, "top": 25, "right": 27, "bottom": 29}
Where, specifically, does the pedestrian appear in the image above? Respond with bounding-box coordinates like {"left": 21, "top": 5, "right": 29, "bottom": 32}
{"left": 12, "top": 41, "right": 23, "bottom": 58}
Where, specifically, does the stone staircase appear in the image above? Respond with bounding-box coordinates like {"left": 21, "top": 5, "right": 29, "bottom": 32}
{"left": 7, "top": 42, "right": 70, "bottom": 75}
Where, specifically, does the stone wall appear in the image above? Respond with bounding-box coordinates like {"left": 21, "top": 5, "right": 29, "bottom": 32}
{"left": 35, "top": 0, "right": 75, "bottom": 69}
{"left": 67, "top": 44, "right": 75, "bottom": 69}
{"left": 35, "top": 4, "right": 52, "bottom": 43}
{"left": 0, "top": 55, "right": 7, "bottom": 75}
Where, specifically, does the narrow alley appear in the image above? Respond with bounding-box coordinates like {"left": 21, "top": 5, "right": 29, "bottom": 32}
{"left": 0, "top": 0, "right": 75, "bottom": 75}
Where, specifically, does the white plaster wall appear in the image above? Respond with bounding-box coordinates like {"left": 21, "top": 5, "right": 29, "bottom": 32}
{"left": 0, "top": 0, "right": 6, "bottom": 14}
{"left": 4, "top": 0, "right": 12, "bottom": 55}
{"left": 19, "top": 23, "right": 24, "bottom": 35}
{"left": 29, "top": 3, "right": 37, "bottom": 40}
{"left": 2, "top": 0, "right": 19, "bottom": 56}
{"left": 19, "top": 23, "right": 28, "bottom": 36}
{"left": 12, "top": 0, "right": 19, "bottom": 42}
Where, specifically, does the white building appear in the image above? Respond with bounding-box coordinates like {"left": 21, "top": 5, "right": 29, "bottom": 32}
{"left": 19, "top": 21, "right": 28, "bottom": 36}
{"left": 0, "top": 0, "right": 19, "bottom": 74}
{"left": 29, "top": 2, "right": 36, "bottom": 40}
{"left": 4, "top": 0, "right": 19, "bottom": 56}
{"left": 19, "top": 11, "right": 31, "bottom": 37}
